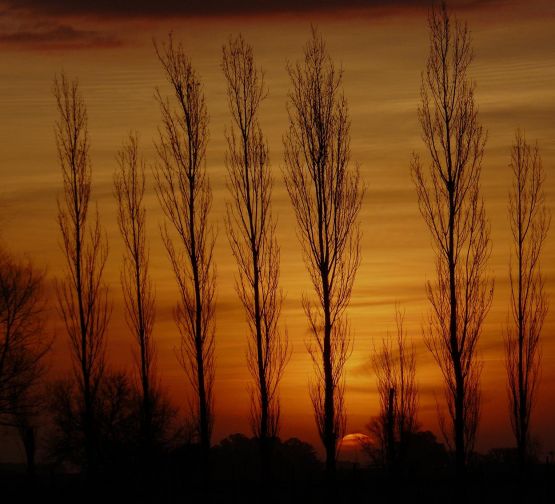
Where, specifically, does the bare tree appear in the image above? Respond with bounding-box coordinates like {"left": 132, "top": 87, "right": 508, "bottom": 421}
{"left": 114, "top": 133, "right": 157, "bottom": 451}
{"left": 222, "top": 35, "right": 289, "bottom": 469}
{"left": 0, "top": 248, "right": 49, "bottom": 473}
{"left": 505, "top": 130, "right": 550, "bottom": 468}
{"left": 283, "top": 28, "right": 363, "bottom": 476}
{"left": 153, "top": 35, "right": 216, "bottom": 454}
{"left": 370, "top": 306, "right": 418, "bottom": 470}
{"left": 411, "top": 3, "right": 493, "bottom": 473}
{"left": 54, "top": 73, "right": 110, "bottom": 472}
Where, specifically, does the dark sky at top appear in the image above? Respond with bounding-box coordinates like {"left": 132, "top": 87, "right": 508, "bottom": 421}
{"left": 3, "top": 0, "right": 507, "bottom": 18}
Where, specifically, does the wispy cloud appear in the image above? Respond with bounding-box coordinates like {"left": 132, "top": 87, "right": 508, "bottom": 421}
{"left": 0, "top": 22, "right": 122, "bottom": 49}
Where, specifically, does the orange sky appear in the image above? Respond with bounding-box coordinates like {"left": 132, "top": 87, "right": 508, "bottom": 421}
{"left": 1, "top": 0, "right": 554, "bottom": 459}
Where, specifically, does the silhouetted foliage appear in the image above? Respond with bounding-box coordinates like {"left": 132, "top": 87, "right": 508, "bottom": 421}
{"left": 222, "top": 34, "right": 289, "bottom": 473}
{"left": 362, "top": 428, "right": 448, "bottom": 475}
{"left": 403, "top": 430, "right": 449, "bottom": 472}
{"left": 505, "top": 130, "right": 550, "bottom": 468}
{"left": 153, "top": 34, "right": 216, "bottom": 454}
{"left": 283, "top": 27, "right": 363, "bottom": 477}
{"left": 211, "top": 433, "right": 320, "bottom": 482}
{"left": 411, "top": 3, "right": 493, "bottom": 473}
{"left": 54, "top": 73, "right": 111, "bottom": 473}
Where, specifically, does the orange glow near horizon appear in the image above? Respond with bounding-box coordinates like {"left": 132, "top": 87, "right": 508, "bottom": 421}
{"left": 1, "top": 1, "right": 554, "bottom": 459}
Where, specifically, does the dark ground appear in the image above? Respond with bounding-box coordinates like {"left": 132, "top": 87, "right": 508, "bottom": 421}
{"left": 2, "top": 433, "right": 554, "bottom": 503}
{"left": 1, "top": 461, "right": 554, "bottom": 504}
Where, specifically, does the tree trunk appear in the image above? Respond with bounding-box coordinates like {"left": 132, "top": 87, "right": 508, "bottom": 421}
{"left": 386, "top": 387, "right": 396, "bottom": 470}
{"left": 323, "top": 270, "right": 335, "bottom": 478}
{"left": 21, "top": 425, "right": 36, "bottom": 477}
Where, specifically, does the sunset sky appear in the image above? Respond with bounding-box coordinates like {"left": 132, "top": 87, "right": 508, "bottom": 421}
{"left": 1, "top": 0, "right": 554, "bottom": 460}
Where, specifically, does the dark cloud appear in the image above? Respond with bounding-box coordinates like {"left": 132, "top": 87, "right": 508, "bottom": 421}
{"left": 3, "top": 0, "right": 509, "bottom": 19}
{"left": 0, "top": 0, "right": 513, "bottom": 50}
{"left": 0, "top": 22, "right": 122, "bottom": 49}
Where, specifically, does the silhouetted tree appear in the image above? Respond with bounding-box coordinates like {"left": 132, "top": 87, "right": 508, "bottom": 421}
{"left": 505, "top": 130, "right": 550, "bottom": 468}
{"left": 0, "top": 249, "right": 49, "bottom": 474}
{"left": 283, "top": 28, "right": 363, "bottom": 477}
{"left": 49, "top": 369, "right": 183, "bottom": 470}
{"left": 114, "top": 133, "right": 157, "bottom": 452}
{"left": 411, "top": 3, "right": 493, "bottom": 473}
{"left": 153, "top": 35, "right": 215, "bottom": 454}
{"left": 54, "top": 73, "right": 110, "bottom": 472}
{"left": 49, "top": 370, "right": 137, "bottom": 469}
{"left": 222, "top": 34, "right": 289, "bottom": 471}
{"left": 369, "top": 306, "right": 418, "bottom": 470}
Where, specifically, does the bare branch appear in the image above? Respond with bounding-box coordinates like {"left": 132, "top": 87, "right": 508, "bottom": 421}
{"left": 0, "top": 249, "right": 50, "bottom": 426}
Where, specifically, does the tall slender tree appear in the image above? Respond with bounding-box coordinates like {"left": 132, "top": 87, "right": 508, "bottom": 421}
{"left": 153, "top": 35, "right": 216, "bottom": 454}
{"left": 222, "top": 34, "right": 289, "bottom": 470}
{"left": 114, "top": 133, "right": 157, "bottom": 451}
{"left": 505, "top": 130, "right": 550, "bottom": 468}
{"left": 284, "top": 28, "right": 363, "bottom": 477}
{"left": 411, "top": 3, "right": 493, "bottom": 473}
{"left": 54, "top": 73, "right": 110, "bottom": 472}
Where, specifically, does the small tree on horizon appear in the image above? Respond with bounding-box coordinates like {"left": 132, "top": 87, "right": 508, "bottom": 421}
{"left": 369, "top": 306, "right": 418, "bottom": 470}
